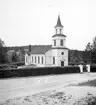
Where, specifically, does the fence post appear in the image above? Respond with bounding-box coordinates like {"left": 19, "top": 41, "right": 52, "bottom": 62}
{"left": 79, "top": 64, "right": 83, "bottom": 73}
{"left": 86, "top": 64, "right": 90, "bottom": 73}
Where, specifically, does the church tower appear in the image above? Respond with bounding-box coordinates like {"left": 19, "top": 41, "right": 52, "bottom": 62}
{"left": 55, "top": 15, "right": 63, "bottom": 34}
{"left": 52, "top": 15, "right": 68, "bottom": 66}
{"left": 52, "top": 15, "right": 66, "bottom": 48}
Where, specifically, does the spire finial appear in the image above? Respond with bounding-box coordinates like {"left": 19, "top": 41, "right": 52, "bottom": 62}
{"left": 58, "top": 12, "right": 60, "bottom": 15}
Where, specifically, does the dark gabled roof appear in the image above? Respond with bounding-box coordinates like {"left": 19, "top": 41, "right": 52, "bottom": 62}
{"left": 29, "top": 45, "right": 52, "bottom": 54}
{"left": 52, "top": 34, "right": 66, "bottom": 38}
{"left": 55, "top": 15, "right": 63, "bottom": 28}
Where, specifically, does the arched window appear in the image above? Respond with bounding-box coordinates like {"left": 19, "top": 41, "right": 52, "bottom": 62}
{"left": 54, "top": 40, "right": 56, "bottom": 46}
{"left": 42, "top": 57, "right": 43, "bottom": 64}
{"left": 60, "top": 39, "right": 63, "bottom": 46}
{"left": 38, "top": 56, "right": 40, "bottom": 63}
{"left": 35, "top": 56, "right": 36, "bottom": 63}
{"left": 53, "top": 57, "right": 55, "bottom": 64}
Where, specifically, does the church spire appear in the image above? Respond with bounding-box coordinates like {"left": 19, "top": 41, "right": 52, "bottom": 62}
{"left": 55, "top": 15, "right": 63, "bottom": 28}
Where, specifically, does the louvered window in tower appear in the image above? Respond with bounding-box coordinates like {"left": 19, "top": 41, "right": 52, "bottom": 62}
{"left": 54, "top": 40, "right": 56, "bottom": 46}
{"left": 53, "top": 57, "right": 55, "bottom": 64}
{"left": 60, "top": 39, "right": 63, "bottom": 46}
{"left": 60, "top": 29, "right": 61, "bottom": 34}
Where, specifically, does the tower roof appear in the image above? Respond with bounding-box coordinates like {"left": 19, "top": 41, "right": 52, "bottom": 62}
{"left": 52, "top": 34, "right": 66, "bottom": 38}
{"left": 55, "top": 15, "right": 63, "bottom": 28}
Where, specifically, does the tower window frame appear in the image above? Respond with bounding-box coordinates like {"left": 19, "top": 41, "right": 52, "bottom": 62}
{"left": 60, "top": 39, "right": 63, "bottom": 46}
{"left": 53, "top": 57, "right": 55, "bottom": 65}
{"left": 54, "top": 40, "right": 56, "bottom": 46}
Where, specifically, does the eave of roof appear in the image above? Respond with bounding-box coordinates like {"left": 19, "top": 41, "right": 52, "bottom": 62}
{"left": 51, "top": 47, "right": 69, "bottom": 50}
{"left": 52, "top": 34, "right": 66, "bottom": 38}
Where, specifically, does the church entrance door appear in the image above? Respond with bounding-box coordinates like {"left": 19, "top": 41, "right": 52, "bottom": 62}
{"left": 61, "top": 61, "right": 64, "bottom": 66}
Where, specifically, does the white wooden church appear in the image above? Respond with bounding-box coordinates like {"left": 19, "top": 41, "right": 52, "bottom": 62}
{"left": 25, "top": 15, "right": 69, "bottom": 67}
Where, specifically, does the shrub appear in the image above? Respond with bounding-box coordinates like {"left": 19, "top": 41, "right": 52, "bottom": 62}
{"left": 0, "top": 66, "right": 80, "bottom": 79}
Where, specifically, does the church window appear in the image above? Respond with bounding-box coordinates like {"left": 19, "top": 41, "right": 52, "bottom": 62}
{"left": 35, "top": 56, "right": 36, "bottom": 63}
{"left": 32, "top": 56, "right": 33, "bottom": 62}
{"left": 60, "top": 29, "right": 61, "bottom": 34}
{"left": 54, "top": 40, "right": 56, "bottom": 46}
{"left": 53, "top": 57, "right": 55, "bottom": 64}
{"left": 42, "top": 57, "right": 43, "bottom": 64}
{"left": 38, "top": 56, "right": 40, "bottom": 63}
{"left": 61, "top": 52, "right": 64, "bottom": 55}
{"left": 60, "top": 39, "right": 63, "bottom": 46}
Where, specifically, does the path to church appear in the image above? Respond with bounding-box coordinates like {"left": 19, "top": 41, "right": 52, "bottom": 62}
{"left": 0, "top": 73, "right": 96, "bottom": 102}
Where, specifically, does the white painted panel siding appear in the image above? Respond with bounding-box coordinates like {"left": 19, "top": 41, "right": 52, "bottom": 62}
{"left": 45, "top": 49, "right": 53, "bottom": 67}
{"left": 30, "top": 54, "right": 45, "bottom": 67}
{"left": 52, "top": 49, "right": 68, "bottom": 66}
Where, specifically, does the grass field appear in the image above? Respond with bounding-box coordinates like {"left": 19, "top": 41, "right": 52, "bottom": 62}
{"left": 78, "top": 79, "right": 96, "bottom": 86}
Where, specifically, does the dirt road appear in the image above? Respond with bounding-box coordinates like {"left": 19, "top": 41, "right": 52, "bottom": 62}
{"left": 0, "top": 73, "right": 96, "bottom": 102}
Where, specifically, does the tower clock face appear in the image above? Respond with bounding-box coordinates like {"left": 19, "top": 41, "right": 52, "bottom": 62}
{"left": 61, "top": 52, "right": 64, "bottom": 55}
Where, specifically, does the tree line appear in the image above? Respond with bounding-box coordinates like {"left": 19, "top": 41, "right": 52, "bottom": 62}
{"left": 85, "top": 36, "right": 96, "bottom": 63}
{"left": 0, "top": 47, "right": 25, "bottom": 64}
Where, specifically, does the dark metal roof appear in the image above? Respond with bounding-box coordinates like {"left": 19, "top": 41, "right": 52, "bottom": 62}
{"left": 29, "top": 45, "right": 52, "bottom": 54}
{"left": 52, "top": 34, "right": 66, "bottom": 38}
{"left": 28, "top": 45, "right": 69, "bottom": 54}
{"left": 55, "top": 15, "right": 63, "bottom": 28}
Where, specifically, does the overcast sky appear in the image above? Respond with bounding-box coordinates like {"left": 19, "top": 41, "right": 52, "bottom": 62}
{"left": 0, "top": 0, "right": 96, "bottom": 50}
